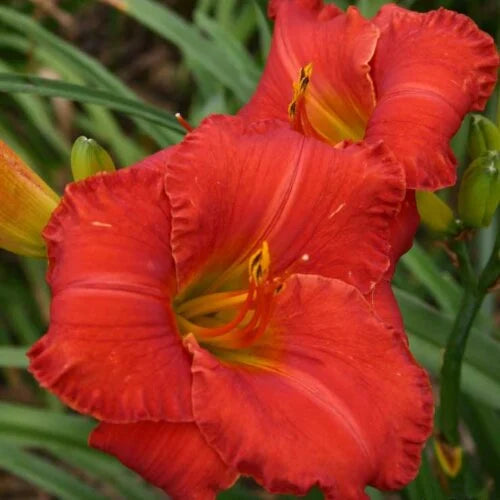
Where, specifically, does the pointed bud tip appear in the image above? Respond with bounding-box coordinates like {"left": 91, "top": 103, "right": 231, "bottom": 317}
{"left": 71, "top": 136, "right": 116, "bottom": 181}
{"left": 468, "top": 114, "right": 500, "bottom": 160}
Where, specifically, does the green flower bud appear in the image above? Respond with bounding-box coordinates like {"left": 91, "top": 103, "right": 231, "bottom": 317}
{"left": 458, "top": 151, "right": 500, "bottom": 228}
{"left": 71, "top": 136, "right": 116, "bottom": 181}
{"left": 468, "top": 114, "right": 500, "bottom": 160}
{"left": 416, "top": 190, "right": 455, "bottom": 234}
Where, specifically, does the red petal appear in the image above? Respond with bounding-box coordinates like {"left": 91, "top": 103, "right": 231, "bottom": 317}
{"left": 366, "top": 280, "right": 404, "bottom": 334}
{"left": 167, "top": 116, "right": 404, "bottom": 294}
{"left": 240, "top": 1, "right": 378, "bottom": 144}
{"left": 187, "top": 274, "right": 433, "bottom": 498}
{"left": 28, "top": 166, "right": 193, "bottom": 423}
{"left": 385, "top": 191, "right": 419, "bottom": 278}
{"left": 267, "top": 141, "right": 405, "bottom": 291}
{"left": 90, "top": 421, "right": 237, "bottom": 500}
{"left": 366, "top": 5, "right": 499, "bottom": 189}
{"left": 130, "top": 145, "right": 177, "bottom": 171}
{"left": 268, "top": 0, "right": 331, "bottom": 19}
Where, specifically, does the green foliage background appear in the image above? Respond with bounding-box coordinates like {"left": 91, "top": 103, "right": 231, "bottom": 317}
{"left": 0, "top": 0, "right": 498, "bottom": 498}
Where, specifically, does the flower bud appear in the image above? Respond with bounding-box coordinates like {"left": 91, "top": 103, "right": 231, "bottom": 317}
{"left": 458, "top": 151, "right": 500, "bottom": 228}
{"left": 468, "top": 114, "right": 500, "bottom": 160}
{"left": 71, "top": 136, "right": 115, "bottom": 181}
{"left": 416, "top": 191, "right": 455, "bottom": 234}
{"left": 0, "top": 141, "right": 59, "bottom": 257}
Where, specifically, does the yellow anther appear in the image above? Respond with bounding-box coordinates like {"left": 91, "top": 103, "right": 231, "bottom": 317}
{"left": 249, "top": 241, "right": 271, "bottom": 285}
{"left": 434, "top": 438, "right": 463, "bottom": 478}
{"left": 288, "top": 63, "right": 313, "bottom": 120}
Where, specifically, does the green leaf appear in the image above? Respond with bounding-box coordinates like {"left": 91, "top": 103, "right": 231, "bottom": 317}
{"left": 403, "top": 447, "right": 445, "bottom": 500}
{"left": 0, "top": 402, "right": 160, "bottom": 500}
{"left": 0, "top": 33, "right": 146, "bottom": 165}
{"left": 103, "top": 0, "right": 255, "bottom": 102}
{"left": 218, "top": 482, "right": 262, "bottom": 499}
{"left": 0, "top": 73, "right": 184, "bottom": 135}
{"left": 462, "top": 397, "right": 500, "bottom": 484}
{"left": 48, "top": 447, "right": 162, "bottom": 500}
{"left": 230, "top": 2, "right": 259, "bottom": 44}
{"left": 0, "top": 346, "right": 28, "bottom": 368}
{"left": 355, "top": 0, "right": 392, "bottom": 17}
{"left": 0, "top": 401, "right": 95, "bottom": 446}
{"left": 0, "top": 121, "right": 41, "bottom": 173}
{"left": 194, "top": 11, "right": 261, "bottom": 84}
{"left": 396, "top": 288, "right": 500, "bottom": 409}
{"left": 407, "top": 333, "right": 500, "bottom": 410}
{"left": 400, "top": 243, "right": 491, "bottom": 333}
{"left": 366, "top": 486, "right": 385, "bottom": 499}
{"left": 396, "top": 288, "right": 499, "bottom": 379}
{"left": 253, "top": 0, "right": 271, "bottom": 61}
{"left": 400, "top": 243, "right": 461, "bottom": 314}
{"left": 0, "top": 7, "right": 174, "bottom": 147}
{"left": 0, "top": 59, "right": 70, "bottom": 158}
{"left": 0, "top": 444, "right": 108, "bottom": 500}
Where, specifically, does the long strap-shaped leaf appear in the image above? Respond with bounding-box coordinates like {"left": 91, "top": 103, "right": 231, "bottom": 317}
{"left": 100, "top": 0, "right": 256, "bottom": 102}
{"left": 0, "top": 73, "right": 184, "bottom": 136}
{"left": 0, "top": 346, "right": 28, "bottom": 368}
{"left": 0, "top": 402, "right": 161, "bottom": 500}
{"left": 0, "top": 444, "right": 108, "bottom": 500}
{"left": 395, "top": 287, "right": 500, "bottom": 409}
{"left": 0, "top": 34, "right": 146, "bottom": 165}
{"left": 0, "top": 6, "right": 175, "bottom": 147}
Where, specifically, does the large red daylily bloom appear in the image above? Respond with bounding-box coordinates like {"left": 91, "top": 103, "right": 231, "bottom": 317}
{"left": 239, "top": 0, "right": 498, "bottom": 333}
{"left": 240, "top": 0, "right": 499, "bottom": 191}
{"left": 28, "top": 116, "right": 433, "bottom": 499}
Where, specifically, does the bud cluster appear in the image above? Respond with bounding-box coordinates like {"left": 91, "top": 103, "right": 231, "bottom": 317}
{"left": 417, "top": 114, "right": 500, "bottom": 234}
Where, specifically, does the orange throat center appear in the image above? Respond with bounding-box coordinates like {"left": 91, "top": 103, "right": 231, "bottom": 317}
{"left": 174, "top": 242, "right": 283, "bottom": 352}
{"left": 288, "top": 63, "right": 369, "bottom": 145}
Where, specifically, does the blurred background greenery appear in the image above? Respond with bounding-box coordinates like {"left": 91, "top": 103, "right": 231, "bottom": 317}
{"left": 0, "top": 0, "right": 498, "bottom": 498}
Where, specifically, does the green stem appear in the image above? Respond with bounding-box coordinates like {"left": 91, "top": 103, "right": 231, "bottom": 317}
{"left": 439, "top": 232, "right": 500, "bottom": 445}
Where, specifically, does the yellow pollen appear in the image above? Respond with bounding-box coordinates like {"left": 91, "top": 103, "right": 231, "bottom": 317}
{"left": 248, "top": 241, "right": 271, "bottom": 285}
{"left": 288, "top": 63, "right": 313, "bottom": 120}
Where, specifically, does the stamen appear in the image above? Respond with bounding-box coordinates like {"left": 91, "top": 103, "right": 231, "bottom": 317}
{"left": 249, "top": 241, "right": 271, "bottom": 285}
{"left": 175, "top": 113, "right": 193, "bottom": 132}
{"left": 288, "top": 63, "right": 313, "bottom": 122}
{"left": 204, "top": 282, "right": 275, "bottom": 349}
{"left": 178, "top": 282, "right": 256, "bottom": 340}
{"left": 176, "top": 241, "right": 276, "bottom": 349}
{"left": 176, "top": 290, "right": 248, "bottom": 319}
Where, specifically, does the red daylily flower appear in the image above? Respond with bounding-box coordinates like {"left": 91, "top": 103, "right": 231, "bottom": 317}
{"left": 240, "top": 0, "right": 499, "bottom": 190}
{"left": 239, "top": 0, "right": 498, "bottom": 332}
{"left": 28, "top": 116, "right": 433, "bottom": 499}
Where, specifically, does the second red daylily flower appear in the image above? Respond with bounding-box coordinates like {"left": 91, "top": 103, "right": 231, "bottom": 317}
{"left": 239, "top": 0, "right": 498, "bottom": 333}
{"left": 240, "top": 0, "right": 499, "bottom": 190}
{"left": 28, "top": 116, "right": 432, "bottom": 499}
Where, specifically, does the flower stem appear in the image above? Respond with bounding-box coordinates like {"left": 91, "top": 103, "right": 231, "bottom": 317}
{"left": 439, "top": 230, "right": 500, "bottom": 446}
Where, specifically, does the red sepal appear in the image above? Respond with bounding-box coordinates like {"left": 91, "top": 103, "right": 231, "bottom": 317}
{"left": 28, "top": 166, "right": 193, "bottom": 423}
{"left": 90, "top": 421, "right": 238, "bottom": 500}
